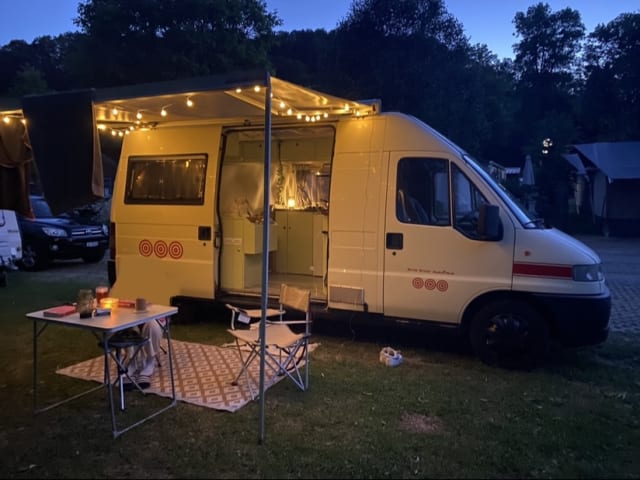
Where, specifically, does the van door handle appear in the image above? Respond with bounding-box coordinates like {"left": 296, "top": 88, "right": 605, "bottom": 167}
{"left": 386, "top": 232, "right": 403, "bottom": 250}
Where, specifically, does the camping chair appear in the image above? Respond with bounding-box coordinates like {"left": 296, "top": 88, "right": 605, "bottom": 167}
{"left": 226, "top": 284, "right": 312, "bottom": 399}
{"left": 98, "top": 329, "right": 150, "bottom": 411}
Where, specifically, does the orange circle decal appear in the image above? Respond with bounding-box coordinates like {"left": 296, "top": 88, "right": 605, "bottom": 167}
{"left": 139, "top": 239, "right": 153, "bottom": 257}
{"left": 412, "top": 277, "right": 424, "bottom": 289}
{"left": 425, "top": 279, "right": 436, "bottom": 290}
{"left": 436, "top": 280, "right": 448, "bottom": 292}
{"left": 154, "top": 240, "right": 168, "bottom": 258}
{"left": 169, "top": 241, "right": 183, "bottom": 259}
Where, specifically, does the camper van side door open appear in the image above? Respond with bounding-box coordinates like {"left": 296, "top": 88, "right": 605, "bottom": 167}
{"left": 383, "top": 154, "right": 512, "bottom": 323}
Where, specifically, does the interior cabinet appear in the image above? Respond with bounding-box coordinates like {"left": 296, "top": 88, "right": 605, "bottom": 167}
{"left": 275, "top": 210, "right": 327, "bottom": 277}
{"left": 275, "top": 210, "right": 312, "bottom": 275}
{"left": 221, "top": 217, "right": 276, "bottom": 289}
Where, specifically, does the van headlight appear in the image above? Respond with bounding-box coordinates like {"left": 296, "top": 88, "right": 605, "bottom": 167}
{"left": 573, "top": 264, "right": 603, "bottom": 282}
{"left": 42, "top": 227, "right": 68, "bottom": 238}
{"left": 102, "top": 224, "right": 109, "bottom": 236}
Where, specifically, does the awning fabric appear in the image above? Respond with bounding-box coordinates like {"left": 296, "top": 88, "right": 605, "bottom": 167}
{"left": 21, "top": 89, "right": 104, "bottom": 215}
{"left": 0, "top": 117, "right": 33, "bottom": 216}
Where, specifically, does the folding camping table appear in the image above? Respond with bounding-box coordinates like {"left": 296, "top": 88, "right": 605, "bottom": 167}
{"left": 26, "top": 303, "right": 178, "bottom": 438}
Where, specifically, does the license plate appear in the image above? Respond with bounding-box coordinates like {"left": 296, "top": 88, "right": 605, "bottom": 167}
{"left": 86, "top": 241, "right": 99, "bottom": 247}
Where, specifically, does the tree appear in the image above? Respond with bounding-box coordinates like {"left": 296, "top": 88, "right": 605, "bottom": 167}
{"left": 510, "top": 3, "right": 586, "bottom": 154}
{"left": 511, "top": 3, "right": 586, "bottom": 227}
{"left": 582, "top": 13, "right": 640, "bottom": 140}
{"left": 512, "top": 2, "right": 585, "bottom": 84}
{"left": 71, "top": 0, "right": 282, "bottom": 86}
{"left": 0, "top": 40, "right": 34, "bottom": 95}
{"left": 331, "top": 0, "right": 518, "bottom": 159}
{"left": 8, "top": 65, "right": 48, "bottom": 97}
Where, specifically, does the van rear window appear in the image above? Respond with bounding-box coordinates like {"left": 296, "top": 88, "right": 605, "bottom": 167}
{"left": 124, "top": 154, "right": 207, "bottom": 205}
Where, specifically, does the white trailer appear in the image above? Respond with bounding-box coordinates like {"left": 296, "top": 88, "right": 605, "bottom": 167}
{"left": 0, "top": 209, "right": 22, "bottom": 286}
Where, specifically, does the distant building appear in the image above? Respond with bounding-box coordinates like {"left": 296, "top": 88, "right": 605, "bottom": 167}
{"left": 488, "top": 160, "right": 520, "bottom": 183}
{"left": 563, "top": 142, "right": 640, "bottom": 236}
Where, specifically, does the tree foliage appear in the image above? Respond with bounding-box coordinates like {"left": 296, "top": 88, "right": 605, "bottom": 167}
{"left": 71, "top": 0, "right": 281, "bottom": 86}
{"left": 582, "top": 13, "right": 640, "bottom": 140}
{"left": 0, "top": 0, "right": 637, "bottom": 161}
{"left": 512, "top": 2, "right": 585, "bottom": 83}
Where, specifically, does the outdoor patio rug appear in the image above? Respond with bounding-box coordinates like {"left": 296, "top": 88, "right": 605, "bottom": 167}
{"left": 57, "top": 339, "right": 318, "bottom": 413}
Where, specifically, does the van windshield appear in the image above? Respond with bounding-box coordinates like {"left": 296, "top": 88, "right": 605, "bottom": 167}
{"left": 463, "top": 155, "right": 543, "bottom": 228}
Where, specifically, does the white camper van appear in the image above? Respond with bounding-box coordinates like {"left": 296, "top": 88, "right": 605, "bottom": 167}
{"left": 94, "top": 73, "right": 609, "bottom": 367}
{"left": 0, "top": 209, "right": 22, "bottom": 286}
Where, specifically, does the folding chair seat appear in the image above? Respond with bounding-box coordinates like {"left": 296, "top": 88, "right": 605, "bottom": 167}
{"left": 226, "top": 284, "right": 312, "bottom": 398}
{"left": 98, "top": 329, "right": 150, "bottom": 411}
{"left": 225, "top": 304, "right": 283, "bottom": 330}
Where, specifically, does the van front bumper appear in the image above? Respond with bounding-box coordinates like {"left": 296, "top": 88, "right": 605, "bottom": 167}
{"left": 533, "top": 286, "right": 611, "bottom": 347}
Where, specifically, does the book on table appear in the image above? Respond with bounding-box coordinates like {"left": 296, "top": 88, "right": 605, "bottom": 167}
{"left": 43, "top": 305, "right": 77, "bottom": 318}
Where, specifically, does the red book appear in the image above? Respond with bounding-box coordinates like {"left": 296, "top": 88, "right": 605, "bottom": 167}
{"left": 43, "top": 305, "right": 77, "bottom": 318}
{"left": 118, "top": 300, "right": 135, "bottom": 309}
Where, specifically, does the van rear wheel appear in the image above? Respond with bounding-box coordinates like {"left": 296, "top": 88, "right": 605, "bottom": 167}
{"left": 470, "top": 300, "right": 548, "bottom": 370}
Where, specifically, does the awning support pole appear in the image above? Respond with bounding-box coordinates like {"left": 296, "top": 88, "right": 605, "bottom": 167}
{"left": 258, "top": 71, "right": 272, "bottom": 445}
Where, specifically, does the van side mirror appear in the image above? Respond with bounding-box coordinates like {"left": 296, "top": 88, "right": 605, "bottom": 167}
{"left": 477, "top": 204, "right": 502, "bottom": 241}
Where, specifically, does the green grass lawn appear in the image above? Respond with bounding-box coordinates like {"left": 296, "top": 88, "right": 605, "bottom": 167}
{"left": 1, "top": 269, "right": 639, "bottom": 479}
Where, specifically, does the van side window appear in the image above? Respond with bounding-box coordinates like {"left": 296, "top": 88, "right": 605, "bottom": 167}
{"left": 396, "top": 158, "right": 450, "bottom": 226}
{"left": 452, "top": 163, "right": 490, "bottom": 238}
{"left": 125, "top": 154, "right": 207, "bottom": 205}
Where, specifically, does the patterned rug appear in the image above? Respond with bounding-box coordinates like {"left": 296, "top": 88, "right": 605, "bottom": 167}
{"left": 56, "top": 339, "right": 316, "bottom": 412}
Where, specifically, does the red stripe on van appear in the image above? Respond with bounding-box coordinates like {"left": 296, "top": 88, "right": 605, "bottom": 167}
{"left": 512, "top": 262, "right": 573, "bottom": 279}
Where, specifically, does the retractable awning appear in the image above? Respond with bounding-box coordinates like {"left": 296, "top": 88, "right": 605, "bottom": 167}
{"left": 93, "top": 71, "right": 377, "bottom": 130}
{"left": 0, "top": 70, "right": 378, "bottom": 214}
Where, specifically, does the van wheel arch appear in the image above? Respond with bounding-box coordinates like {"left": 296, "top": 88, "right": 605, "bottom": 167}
{"left": 462, "top": 293, "right": 550, "bottom": 370}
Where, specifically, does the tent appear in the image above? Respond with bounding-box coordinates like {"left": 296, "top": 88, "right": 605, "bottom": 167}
{"left": 563, "top": 142, "right": 640, "bottom": 235}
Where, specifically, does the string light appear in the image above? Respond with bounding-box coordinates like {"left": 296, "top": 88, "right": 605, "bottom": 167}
{"left": 93, "top": 82, "right": 376, "bottom": 136}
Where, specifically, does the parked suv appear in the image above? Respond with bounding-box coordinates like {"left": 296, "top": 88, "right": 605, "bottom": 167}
{"left": 17, "top": 195, "right": 109, "bottom": 271}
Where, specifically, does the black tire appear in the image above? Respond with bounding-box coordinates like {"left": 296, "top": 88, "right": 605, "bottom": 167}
{"left": 469, "top": 299, "right": 549, "bottom": 370}
{"left": 0, "top": 271, "right": 7, "bottom": 287}
{"left": 82, "top": 250, "right": 106, "bottom": 264}
{"left": 19, "top": 244, "right": 49, "bottom": 271}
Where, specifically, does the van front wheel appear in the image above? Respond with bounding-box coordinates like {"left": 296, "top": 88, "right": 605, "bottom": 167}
{"left": 470, "top": 300, "right": 548, "bottom": 370}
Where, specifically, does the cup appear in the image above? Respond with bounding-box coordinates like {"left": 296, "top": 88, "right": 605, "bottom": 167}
{"left": 135, "top": 297, "right": 147, "bottom": 312}
{"left": 95, "top": 286, "right": 109, "bottom": 303}
{"left": 77, "top": 289, "right": 95, "bottom": 318}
